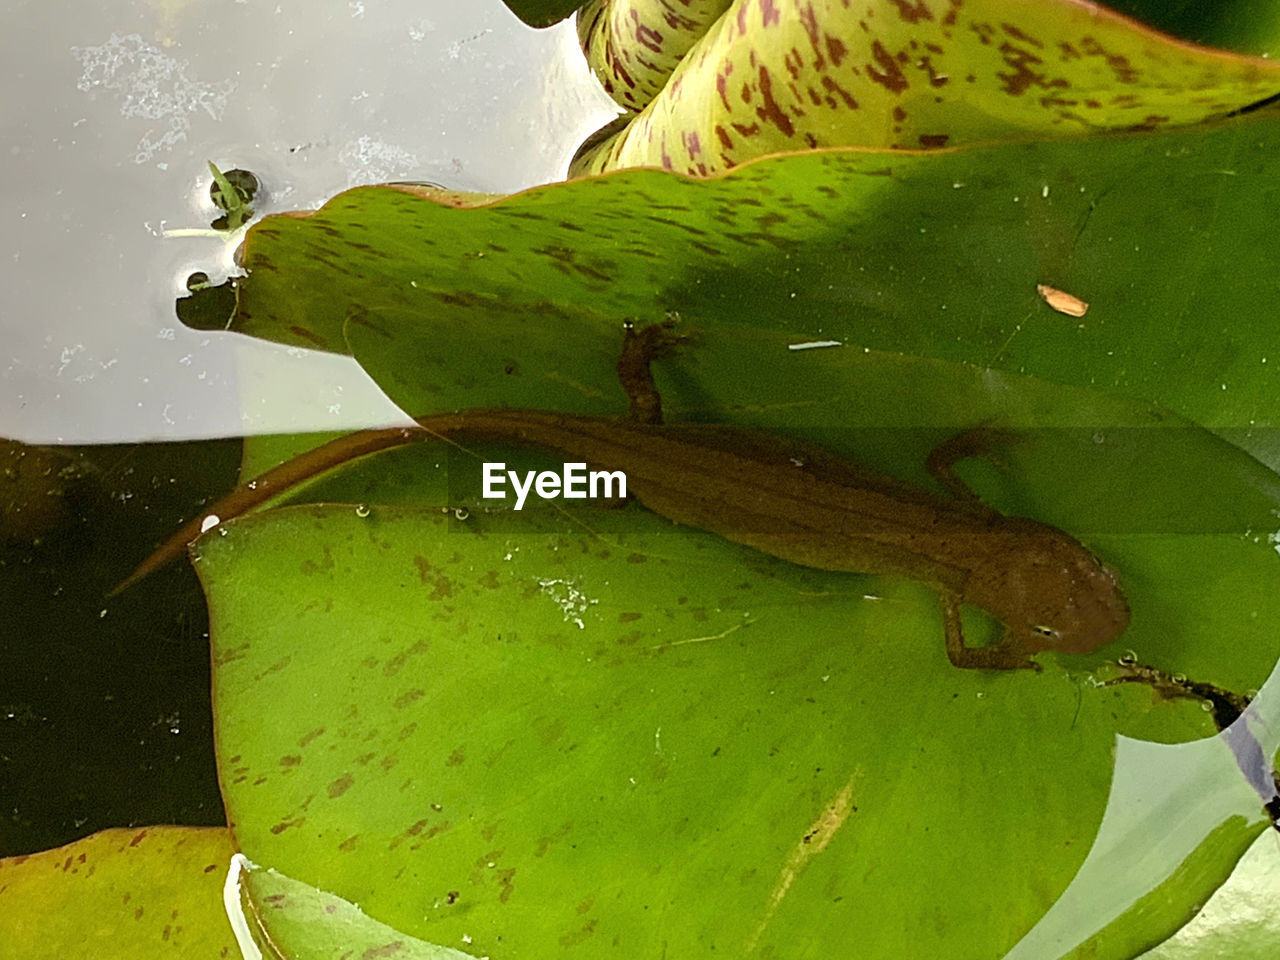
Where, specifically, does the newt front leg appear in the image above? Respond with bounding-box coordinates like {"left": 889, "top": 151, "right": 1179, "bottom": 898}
{"left": 617, "top": 319, "right": 686, "bottom": 425}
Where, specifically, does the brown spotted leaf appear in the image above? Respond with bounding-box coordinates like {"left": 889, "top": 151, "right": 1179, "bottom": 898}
{"left": 569, "top": 0, "right": 1280, "bottom": 176}
{"left": 0, "top": 827, "right": 237, "bottom": 958}
{"left": 576, "top": 0, "right": 734, "bottom": 113}
{"left": 230, "top": 112, "right": 1280, "bottom": 462}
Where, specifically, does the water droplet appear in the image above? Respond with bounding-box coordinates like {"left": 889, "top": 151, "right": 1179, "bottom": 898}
{"left": 1200, "top": 701, "right": 1214, "bottom": 712}
{"left": 453, "top": 507, "right": 470, "bottom": 521}
{"left": 1119, "top": 650, "right": 1138, "bottom": 665}
{"left": 1171, "top": 673, "right": 1187, "bottom": 685}
{"left": 354, "top": 504, "right": 371, "bottom": 518}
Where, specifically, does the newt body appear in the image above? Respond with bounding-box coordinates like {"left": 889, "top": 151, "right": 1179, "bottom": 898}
{"left": 115, "top": 327, "right": 1129, "bottom": 670}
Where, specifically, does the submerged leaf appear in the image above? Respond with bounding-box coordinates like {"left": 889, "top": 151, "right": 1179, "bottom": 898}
{"left": 199, "top": 494, "right": 1273, "bottom": 960}
{"left": 193, "top": 343, "right": 1280, "bottom": 959}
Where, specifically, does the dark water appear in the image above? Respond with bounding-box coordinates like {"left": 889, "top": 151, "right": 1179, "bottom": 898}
{"left": 0, "top": 437, "right": 240, "bottom": 856}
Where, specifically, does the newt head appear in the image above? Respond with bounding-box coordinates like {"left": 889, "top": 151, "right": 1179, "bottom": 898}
{"left": 966, "top": 520, "right": 1130, "bottom": 656}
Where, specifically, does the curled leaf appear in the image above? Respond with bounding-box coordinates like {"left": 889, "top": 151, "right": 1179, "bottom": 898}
{"left": 570, "top": 0, "right": 1280, "bottom": 176}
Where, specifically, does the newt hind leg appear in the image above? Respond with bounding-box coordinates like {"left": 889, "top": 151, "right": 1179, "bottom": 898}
{"left": 941, "top": 591, "right": 1041, "bottom": 672}
{"left": 617, "top": 320, "right": 687, "bottom": 425}
{"left": 926, "top": 428, "right": 1019, "bottom": 515}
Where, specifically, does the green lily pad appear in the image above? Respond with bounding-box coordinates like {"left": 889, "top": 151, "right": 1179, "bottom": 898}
{"left": 199, "top": 493, "right": 1272, "bottom": 960}
{"left": 0, "top": 827, "right": 237, "bottom": 958}
{"left": 569, "top": 0, "right": 1280, "bottom": 175}
{"left": 228, "top": 112, "right": 1280, "bottom": 473}
{"left": 194, "top": 340, "right": 1280, "bottom": 960}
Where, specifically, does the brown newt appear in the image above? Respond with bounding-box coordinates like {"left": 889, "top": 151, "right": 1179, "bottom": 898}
{"left": 112, "top": 324, "right": 1129, "bottom": 670}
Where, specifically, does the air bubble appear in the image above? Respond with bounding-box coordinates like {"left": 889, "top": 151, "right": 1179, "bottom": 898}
{"left": 355, "top": 504, "right": 371, "bottom": 518}
{"left": 1118, "top": 650, "right": 1138, "bottom": 665}
{"left": 453, "top": 507, "right": 470, "bottom": 521}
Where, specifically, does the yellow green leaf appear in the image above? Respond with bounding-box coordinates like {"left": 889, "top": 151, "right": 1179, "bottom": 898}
{"left": 0, "top": 827, "right": 237, "bottom": 959}
{"left": 570, "top": 0, "right": 1280, "bottom": 176}
{"left": 577, "top": 0, "right": 733, "bottom": 113}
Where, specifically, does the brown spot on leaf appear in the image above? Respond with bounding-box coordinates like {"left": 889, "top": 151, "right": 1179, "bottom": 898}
{"left": 755, "top": 66, "right": 795, "bottom": 136}
{"left": 633, "top": 19, "right": 661, "bottom": 54}
{"left": 299, "top": 727, "right": 325, "bottom": 747}
{"left": 498, "top": 867, "right": 516, "bottom": 903}
{"left": 868, "top": 41, "right": 909, "bottom": 94}
{"left": 1001, "top": 22, "right": 1044, "bottom": 48}
{"left": 394, "top": 688, "right": 425, "bottom": 709}
{"left": 917, "top": 55, "right": 949, "bottom": 87}
{"left": 360, "top": 942, "right": 405, "bottom": 959}
{"left": 280, "top": 755, "right": 302, "bottom": 766}
{"left": 919, "top": 133, "right": 950, "bottom": 147}
{"left": 287, "top": 326, "right": 327, "bottom": 348}
{"left": 535, "top": 821, "right": 573, "bottom": 856}
{"left": 889, "top": 0, "right": 933, "bottom": 22}
{"left": 825, "top": 34, "right": 847, "bottom": 67}
{"left": 822, "top": 76, "right": 858, "bottom": 109}
{"left": 997, "top": 41, "right": 1065, "bottom": 96}
{"left": 327, "top": 774, "right": 355, "bottom": 798}
{"left": 1081, "top": 36, "right": 1139, "bottom": 84}
{"left": 383, "top": 638, "right": 430, "bottom": 677}
{"left": 560, "top": 920, "right": 599, "bottom": 948}
{"left": 446, "top": 747, "right": 466, "bottom": 767}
